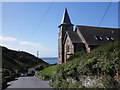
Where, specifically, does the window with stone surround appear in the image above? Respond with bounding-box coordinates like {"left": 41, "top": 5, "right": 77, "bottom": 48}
{"left": 66, "top": 45, "right": 70, "bottom": 52}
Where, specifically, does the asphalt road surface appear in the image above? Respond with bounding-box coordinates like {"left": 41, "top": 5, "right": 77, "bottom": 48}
{"left": 6, "top": 76, "right": 51, "bottom": 88}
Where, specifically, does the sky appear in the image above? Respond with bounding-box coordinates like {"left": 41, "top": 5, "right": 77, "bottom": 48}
{"left": 1, "top": 2, "right": 118, "bottom": 57}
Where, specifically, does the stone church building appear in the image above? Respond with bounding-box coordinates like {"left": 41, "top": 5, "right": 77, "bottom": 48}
{"left": 58, "top": 8, "right": 119, "bottom": 64}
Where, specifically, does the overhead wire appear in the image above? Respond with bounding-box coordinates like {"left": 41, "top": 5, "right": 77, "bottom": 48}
{"left": 98, "top": 1, "right": 112, "bottom": 26}
{"left": 27, "top": 2, "right": 54, "bottom": 41}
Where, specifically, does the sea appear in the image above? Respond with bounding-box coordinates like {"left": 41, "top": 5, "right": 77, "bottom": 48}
{"left": 41, "top": 58, "right": 58, "bottom": 64}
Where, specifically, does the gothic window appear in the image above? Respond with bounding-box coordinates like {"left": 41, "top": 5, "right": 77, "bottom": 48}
{"left": 66, "top": 45, "right": 69, "bottom": 52}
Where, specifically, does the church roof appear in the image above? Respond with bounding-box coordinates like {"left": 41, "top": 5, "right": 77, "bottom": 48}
{"left": 67, "top": 31, "right": 82, "bottom": 44}
{"left": 76, "top": 25, "right": 120, "bottom": 45}
{"left": 61, "top": 8, "right": 73, "bottom": 25}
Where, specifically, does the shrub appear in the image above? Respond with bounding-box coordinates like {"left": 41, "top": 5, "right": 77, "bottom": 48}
{"left": 50, "top": 41, "right": 120, "bottom": 88}
{"left": 2, "top": 69, "right": 10, "bottom": 77}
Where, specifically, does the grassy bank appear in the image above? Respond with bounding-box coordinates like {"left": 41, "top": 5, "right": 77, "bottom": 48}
{"left": 36, "top": 41, "right": 120, "bottom": 88}
{"left": 36, "top": 65, "right": 57, "bottom": 80}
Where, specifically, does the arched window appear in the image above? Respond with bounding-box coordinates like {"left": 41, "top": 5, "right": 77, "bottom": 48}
{"left": 66, "top": 45, "right": 69, "bottom": 52}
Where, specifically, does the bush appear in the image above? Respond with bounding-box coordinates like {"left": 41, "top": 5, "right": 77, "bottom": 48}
{"left": 35, "top": 64, "right": 47, "bottom": 71}
{"left": 2, "top": 69, "right": 10, "bottom": 77}
{"left": 50, "top": 41, "right": 120, "bottom": 88}
{"left": 67, "top": 50, "right": 86, "bottom": 61}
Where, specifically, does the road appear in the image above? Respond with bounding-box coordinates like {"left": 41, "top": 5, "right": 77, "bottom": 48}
{"left": 6, "top": 76, "right": 52, "bottom": 88}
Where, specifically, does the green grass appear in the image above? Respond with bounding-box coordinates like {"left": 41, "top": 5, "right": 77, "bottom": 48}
{"left": 36, "top": 65, "right": 57, "bottom": 79}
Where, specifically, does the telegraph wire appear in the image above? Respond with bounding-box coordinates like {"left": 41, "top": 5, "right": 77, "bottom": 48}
{"left": 98, "top": 1, "right": 112, "bottom": 26}
{"left": 27, "top": 2, "right": 54, "bottom": 41}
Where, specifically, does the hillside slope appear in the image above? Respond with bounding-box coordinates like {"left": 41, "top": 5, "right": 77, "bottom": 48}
{"left": 50, "top": 41, "right": 120, "bottom": 88}
{"left": 1, "top": 46, "right": 48, "bottom": 72}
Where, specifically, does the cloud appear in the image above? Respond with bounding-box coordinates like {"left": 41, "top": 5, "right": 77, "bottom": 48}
{"left": 19, "top": 41, "right": 43, "bottom": 48}
{"left": 0, "top": 36, "right": 16, "bottom": 42}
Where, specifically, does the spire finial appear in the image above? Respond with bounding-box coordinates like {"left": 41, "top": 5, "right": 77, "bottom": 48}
{"left": 61, "top": 8, "right": 72, "bottom": 25}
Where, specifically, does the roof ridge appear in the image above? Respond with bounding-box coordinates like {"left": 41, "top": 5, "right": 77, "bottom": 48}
{"left": 76, "top": 25, "right": 119, "bottom": 30}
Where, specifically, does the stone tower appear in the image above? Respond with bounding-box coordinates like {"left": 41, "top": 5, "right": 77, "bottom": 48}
{"left": 58, "top": 8, "right": 74, "bottom": 64}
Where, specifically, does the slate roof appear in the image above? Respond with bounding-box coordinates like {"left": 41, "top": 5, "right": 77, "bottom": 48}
{"left": 76, "top": 25, "right": 120, "bottom": 45}
{"left": 66, "top": 31, "right": 82, "bottom": 44}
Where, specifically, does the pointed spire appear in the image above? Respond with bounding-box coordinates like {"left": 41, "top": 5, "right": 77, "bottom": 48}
{"left": 61, "top": 8, "right": 72, "bottom": 25}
